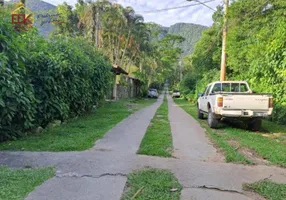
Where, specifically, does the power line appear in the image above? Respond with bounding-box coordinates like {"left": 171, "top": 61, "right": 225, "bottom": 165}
{"left": 141, "top": 0, "right": 216, "bottom": 14}
{"left": 190, "top": 0, "right": 216, "bottom": 11}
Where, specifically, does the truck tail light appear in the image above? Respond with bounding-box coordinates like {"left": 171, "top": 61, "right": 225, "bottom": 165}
{"left": 217, "top": 97, "right": 223, "bottom": 107}
{"left": 269, "top": 98, "right": 273, "bottom": 108}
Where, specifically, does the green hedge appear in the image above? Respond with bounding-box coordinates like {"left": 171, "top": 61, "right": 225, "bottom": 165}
{"left": 268, "top": 104, "right": 286, "bottom": 125}
{"left": 0, "top": 18, "right": 112, "bottom": 140}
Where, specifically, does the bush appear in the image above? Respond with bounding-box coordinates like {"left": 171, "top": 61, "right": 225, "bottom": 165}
{"left": 268, "top": 104, "right": 286, "bottom": 125}
{"left": 0, "top": 18, "right": 112, "bottom": 140}
{"left": 179, "top": 72, "right": 196, "bottom": 100}
{"left": 0, "top": 18, "right": 37, "bottom": 140}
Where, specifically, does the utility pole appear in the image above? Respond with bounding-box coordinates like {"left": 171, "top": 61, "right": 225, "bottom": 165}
{"left": 220, "top": 0, "right": 229, "bottom": 81}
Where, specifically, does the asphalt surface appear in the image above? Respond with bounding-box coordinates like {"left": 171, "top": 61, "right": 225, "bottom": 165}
{"left": 1, "top": 94, "right": 286, "bottom": 200}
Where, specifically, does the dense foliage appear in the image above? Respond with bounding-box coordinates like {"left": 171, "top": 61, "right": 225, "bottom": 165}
{"left": 0, "top": 0, "right": 184, "bottom": 140}
{"left": 181, "top": 0, "right": 286, "bottom": 124}
{"left": 52, "top": 0, "right": 184, "bottom": 92}
{"left": 0, "top": 9, "right": 111, "bottom": 140}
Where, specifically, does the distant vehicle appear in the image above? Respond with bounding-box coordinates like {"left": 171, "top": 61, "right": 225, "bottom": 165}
{"left": 172, "top": 90, "right": 181, "bottom": 98}
{"left": 147, "top": 89, "right": 159, "bottom": 98}
{"left": 197, "top": 81, "right": 273, "bottom": 131}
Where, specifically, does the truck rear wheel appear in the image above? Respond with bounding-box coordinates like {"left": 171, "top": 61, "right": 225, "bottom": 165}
{"left": 208, "top": 109, "right": 218, "bottom": 129}
{"left": 248, "top": 119, "right": 262, "bottom": 131}
{"left": 197, "top": 107, "right": 204, "bottom": 119}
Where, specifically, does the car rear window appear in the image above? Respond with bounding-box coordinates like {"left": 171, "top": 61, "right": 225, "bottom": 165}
{"left": 240, "top": 84, "right": 248, "bottom": 92}
{"left": 222, "top": 83, "right": 231, "bottom": 92}
{"left": 216, "top": 83, "right": 249, "bottom": 92}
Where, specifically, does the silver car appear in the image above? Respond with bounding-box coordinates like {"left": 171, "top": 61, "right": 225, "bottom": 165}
{"left": 147, "top": 89, "right": 159, "bottom": 98}
{"left": 172, "top": 90, "right": 181, "bottom": 98}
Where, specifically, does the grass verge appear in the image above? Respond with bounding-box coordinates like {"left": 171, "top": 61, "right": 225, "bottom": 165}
{"left": 243, "top": 180, "right": 286, "bottom": 200}
{"left": 0, "top": 99, "right": 156, "bottom": 152}
{"left": 137, "top": 97, "right": 173, "bottom": 157}
{"left": 174, "top": 99, "right": 286, "bottom": 166}
{"left": 121, "top": 168, "right": 182, "bottom": 200}
{"left": 0, "top": 166, "right": 54, "bottom": 200}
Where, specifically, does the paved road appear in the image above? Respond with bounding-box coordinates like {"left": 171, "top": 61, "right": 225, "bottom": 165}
{"left": 168, "top": 95, "right": 223, "bottom": 162}
{"left": 1, "top": 94, "right": 286, "bottom": 200}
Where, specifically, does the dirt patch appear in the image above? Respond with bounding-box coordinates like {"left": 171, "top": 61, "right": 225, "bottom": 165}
{"left": 239, "top": 148, "right": 269, "bottom": 165}
{"left": 261, "top": 132, "right": 286, "bottom": 143}
{"left": 215, "top": 129, "right": 227, "bottom": 135}
{"left": 166, "top": 147, "right": 173, "bottom": 155}
{"left": 243, "top": 191, "right": 267, "bottom": 200}
{"left": 228, "top": 139, "right": 270, "bottom": 165}
{"left": 228, "top": 139, "right": 240, "bottom": 149}
{"left": 207, "top": 151, "right": 225, "bottom": 163}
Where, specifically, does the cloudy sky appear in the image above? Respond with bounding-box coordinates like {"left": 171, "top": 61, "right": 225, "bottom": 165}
{"left": 45, "top": 0, "right": 222, "bottom": 27}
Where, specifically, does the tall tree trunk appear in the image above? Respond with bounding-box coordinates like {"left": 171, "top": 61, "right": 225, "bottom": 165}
{"left": 119, "top": 29, "right": 131, "bottom": 68}
{"left": 91, "top": 5, "right": 96, "bottom": 44}
{"left": 114, "top": 24, "right": 123, "bottom": 65}
{"left": 108, "top": 35, "right": 114, "bottom": 63}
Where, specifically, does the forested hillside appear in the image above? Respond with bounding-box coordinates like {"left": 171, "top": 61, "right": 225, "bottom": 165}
{"left": 149, "top": 23, "right": 206, "bottom": 55}
{"left": 9, "top": 0, "right": 55, "bottom": 10}
{"left": 180, "top": 0, "right": 286, "bottom": 124}
{"left": 168, "top": 23, "right": 207, "bottom": 55}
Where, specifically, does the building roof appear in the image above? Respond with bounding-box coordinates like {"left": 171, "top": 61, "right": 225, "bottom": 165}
{"left": 111, "top": 65, "right": 128, "bottom": 75}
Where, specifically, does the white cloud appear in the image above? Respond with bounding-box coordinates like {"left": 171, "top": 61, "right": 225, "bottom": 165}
{"left": 43, "top": 0, "right": 222, "bottom": 27}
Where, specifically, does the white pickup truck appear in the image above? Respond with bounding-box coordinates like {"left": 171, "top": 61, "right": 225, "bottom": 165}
{"left": 197, "top": 81, "right": 273, "bottom": 131}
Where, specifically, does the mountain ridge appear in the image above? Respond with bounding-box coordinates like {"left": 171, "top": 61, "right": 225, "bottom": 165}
{"left": 5, "top": 0, "right": 206, "bottom": 54}
{"left": 166, "top": 23, "right": 207, "bottom": 55}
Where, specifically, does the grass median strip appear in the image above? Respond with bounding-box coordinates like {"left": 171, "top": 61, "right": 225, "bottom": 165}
{"left": 0, "top": 99, "right": 156, "bottom": 152}
{"left": 0, "top": 166, "right": 54, "bottom": 200}
{"left": 174, "top": 99, "right": 286, "bottom": 166}
{"left": 243, "top": 180, "right": 286, "bottom": 200}
{"left": 121, "top": 168, "right": 182, "bottom": 200}
{"left": 137, "top": 97, "right": 173, "bottom": 157}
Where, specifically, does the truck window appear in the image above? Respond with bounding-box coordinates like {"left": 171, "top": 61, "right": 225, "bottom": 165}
{"left": 222, "top": 83, "right": 231, "bottom": 92}
{"left": 202, "top": 86, "right": 208, "bottom": 96}
{"left": 240, "top": 83, "right": 248, "bottom": 92}
{"left": 205, "top": 85, "right": 212, "bottom": 95}
{"left": 202, "top": 86, "right": 211, "bottom": 96}
{"left": 231, "top": 83, "right": 239, "bottom": 92}
{"left": 212, "top": 83, "right": 221, "bottom": 93}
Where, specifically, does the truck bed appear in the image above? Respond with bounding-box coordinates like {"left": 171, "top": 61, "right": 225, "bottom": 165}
{"left": 212, "top": 93, "right": 271, "bottom": 110}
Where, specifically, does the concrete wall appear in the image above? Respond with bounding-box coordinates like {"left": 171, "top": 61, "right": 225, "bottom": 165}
{"left": 117, "top": 85, "right": 129, "bottom": 99}
{"left": 107, "top": 75, "right": 141, "bottom": 100}
{"left": 116, "top": 82, "right": 141, "bottom": 100}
